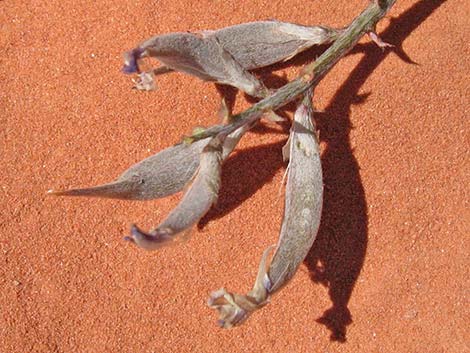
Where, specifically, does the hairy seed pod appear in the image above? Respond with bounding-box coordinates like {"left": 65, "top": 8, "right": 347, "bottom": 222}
{"left": 125, "top": 136, "right": 224, "bottom": 250}
{"left": 124, "top": 32, "right": 268, "bottom": 97}
{"left": 208, "top": 89, "right": 323, "bottom": 327}
{"left": 213, "top": 21, "right": 341, "bottom": 70}
{"left": 48, "top": 138, "right": 209, "bottom": 200}
{"left": 267, "top": 89, "right": 323, "bottom": 292}
{"left": 123, "top": 21, "right": 341, "bottom": 96}
{"left": 48, "top": 124, "right": 250, "bottom": 201}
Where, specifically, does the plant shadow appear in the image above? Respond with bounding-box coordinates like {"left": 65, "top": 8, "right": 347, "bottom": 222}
{"left": 198, "top": 139, "right": 287, "bottom": 229}
{"left": 304, "top": 0, "right": 447, "bottom": 342}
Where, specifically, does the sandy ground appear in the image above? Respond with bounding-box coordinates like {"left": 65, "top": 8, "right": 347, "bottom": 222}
{"left": 1, "top": 0, "right": 469, "bottom": 352}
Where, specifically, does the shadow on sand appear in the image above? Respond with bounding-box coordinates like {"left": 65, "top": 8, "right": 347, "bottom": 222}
{"left": 304, "top": 0, "right": 447, "bottom": 341}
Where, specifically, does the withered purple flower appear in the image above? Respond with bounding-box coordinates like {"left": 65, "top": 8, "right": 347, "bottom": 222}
{"left": 208, "top": 246, "right": 274, "bottom": 328}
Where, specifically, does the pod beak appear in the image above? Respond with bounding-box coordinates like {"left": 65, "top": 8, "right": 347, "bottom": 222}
{"left": 45, "top": 180, "right": 138, "bottom": 200}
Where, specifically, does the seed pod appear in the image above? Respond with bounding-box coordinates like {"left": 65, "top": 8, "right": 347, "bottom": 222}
{"left": 125, "top": 136, "right": 224, "bottom": 250}
{"left": 208, "top": 89, "right": 323, "bottom": 327}
{"left": 48, "top": 124, "right": 250, "bottom": 201}
{"left": 48, "top": 138, "right": 209, "bottom": 200}
{"left": 124, "top": 32, "right": 268, "bottom": 97}
{"left": 123, "top": 21, "right": 341, "bottom": 96}
{"left": 267, "top": 88, "right": 323, "bottom": 292}
{"left": 213, "top": 21, "right": 341, "bottom": 70}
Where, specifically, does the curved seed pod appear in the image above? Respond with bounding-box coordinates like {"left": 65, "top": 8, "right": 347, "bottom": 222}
{"left": 124, "top": 32, "right": 268, "bottom": 98}
{"left": 48, "top": 138, "right": 209, "bottom": 200}
{"left": 125, "top": 136, "right": 224, "bottom": 250}
{"left": 267, "top": 88, "right": 323, "bottom": 292}
{"left": 123, "top": 21, "right": 342, "bottom": 96}
{"left": 48, "top": 123, "right": 250, "bottom": 201}
{"left": 208, "top": 89, "right": 323, "bottom": 327}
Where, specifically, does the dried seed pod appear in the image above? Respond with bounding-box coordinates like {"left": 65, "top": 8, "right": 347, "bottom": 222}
{"left": 48, "top": 123, "right": 250, "bottom": 201}
{"left": 123, "top": 21, "right": 341, "bottom": 96}
{"left": 208, "top": 89, "right": 323, "bottom": 327}
{"left": 48, "top": 138, "right": 209, "bottom": 200}
{"left": 208, "top": 246, "right": 273, "bottom": 328}
{"left": 124, "top": 32, "right": 268, "bottom": 97}
{"left": 125, "top": 136, "right": 224, "bottom": 250}
{"left": 267, "top": 88, "right": 323, "bottom": 292}
{"left": 213, "top": 21, "right": 341, "bottom": 69}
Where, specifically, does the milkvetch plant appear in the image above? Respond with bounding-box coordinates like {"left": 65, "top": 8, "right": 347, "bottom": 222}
{"left": 49, "top": 0, "right": 396, "bottom": 328}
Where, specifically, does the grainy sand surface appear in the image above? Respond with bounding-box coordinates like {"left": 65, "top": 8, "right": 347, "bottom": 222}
{"left": 1, "top": 0, "right": 468, "bottom": 352}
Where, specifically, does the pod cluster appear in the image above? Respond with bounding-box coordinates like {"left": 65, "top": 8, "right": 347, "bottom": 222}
{"left": 51, "top": 20, "right": 330, "bottom": 328}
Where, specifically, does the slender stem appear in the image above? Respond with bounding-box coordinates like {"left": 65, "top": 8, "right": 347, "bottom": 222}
{"left": 185, "top": 0, "right": 396, "bottom": 142}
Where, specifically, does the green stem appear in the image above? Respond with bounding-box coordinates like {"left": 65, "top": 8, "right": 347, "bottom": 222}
{"left": 186, "top": 0, "right": 396, "bottom": 142}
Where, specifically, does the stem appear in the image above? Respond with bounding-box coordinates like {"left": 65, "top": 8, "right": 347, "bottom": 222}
{"left": 186, "top": 0, "right": 396, "bottom": 142}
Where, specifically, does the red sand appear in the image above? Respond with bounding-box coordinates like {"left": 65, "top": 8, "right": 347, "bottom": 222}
{"left": 1, "top": 0, "right": 469, "bottom": 352}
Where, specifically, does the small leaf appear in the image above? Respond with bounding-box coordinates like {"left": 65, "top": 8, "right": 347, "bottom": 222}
{"left": 191, "top": 126, "right": 207, "bottom": 135}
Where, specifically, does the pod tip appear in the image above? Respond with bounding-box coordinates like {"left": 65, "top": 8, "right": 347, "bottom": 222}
{"left": 46, "top": 189, "right": 65, "bottom": 196}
